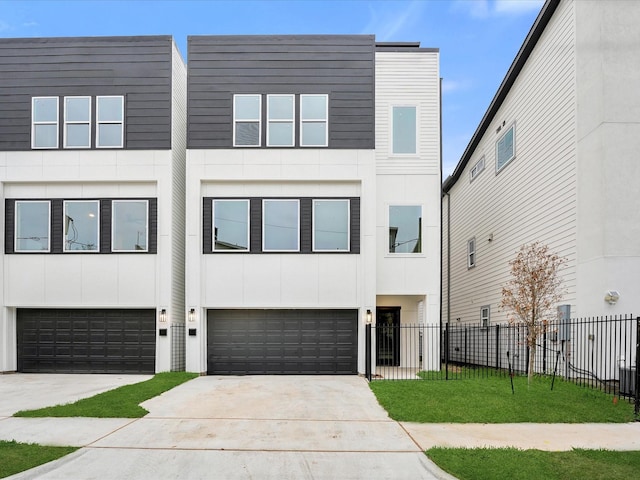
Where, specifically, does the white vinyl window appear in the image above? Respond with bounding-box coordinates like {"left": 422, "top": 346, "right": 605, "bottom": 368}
{"left": 96, "top": 96, "right": 124, "bottom": 148}
{"left": 470, "top": 157, "right": 485, "bottom": 182}
{"left": 15, "top": 200, "right": 51, "bottom": 252}
{"left": 467, "top": 237, "right": 476, "bottom": 268}
{"left": 112, "top": 200, "right": 148, "bottom": 252}
{"left": 392, "top": 106, "right": 417, "bottom": 154}
{"left": 64, "top": 96, "right": 91, "bottom": 148}
{"left": 388, "top": 205, "right": 422, "bottom": 253}
{"left": 213, "top": 199, "right": 249, "bottom": 251}
{"left": 481, "top": 306, "right": 490, "bottom": 328}
{"left": 263, "top": 199, "right": 299, "bottom": 252}
{"left": 313, "top": 199, "right": 349, "bottom": 251}
{"left": 300, "top": 94, "right": 328, "bottom": 147}
{"left": 64, "top": 200, "right": 99, "bottom": 252}
{"left": 267, "top": 95, "right": 294, "bottom": 147}
{"left": 32, "top": 97, "right": 59, "bottom": 149}
{"left": 234, "top": 94, "right": 261, "bottom": 147}
{"left": 496, "top": 124, "right": 515, "bottom": 171}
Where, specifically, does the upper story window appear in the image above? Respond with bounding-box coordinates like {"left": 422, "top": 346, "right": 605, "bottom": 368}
{"left": 300, "top": 95, "right": 328, "bottom": 147}
{"left": 112, "top": 200, "right": 148, "bottom": 252}
{"left": 32, "top": 97, "right": 59, "bottom": 149}
{"left": 15, "top": 200, "right": 51, "bottom": 252}
{"left": 97, "top": 96, "right": 124, "bottom": 148}
{"left": 470, "top": 157, "right": 485, "bottom": 182}
{"left": 388, "top": 205, "right": 422, "bottom": 254}
{"left": 263, "top": 199, "right": 300, "bottom": 252}
{"left": 481, "top": 305, "right": 490, "bottom": 328}
{"left": 64, "top": 200, "right": 99, "bottom": 252}
{"left": 467, "top": 237, "right": 476, "bottom": 268}
{"left": 213, "top": 199, "right": 249, "bottom": 251}
{"left": 233, "top": 94, "right": 261, "bottom": 147}
{"left": 313, "top": 199, "right": 349, "bottom": 252}
{"left": 64, "top": 96, "right": 91, "bottom": 149}
{"left": 267, "top": 95, "right": 295, "bottom": 147}
{"left": 496, "top": 123, "right": 515, "bottom": 172}
{"left": 392, "top": 106, "right": 417, "bottom": 154}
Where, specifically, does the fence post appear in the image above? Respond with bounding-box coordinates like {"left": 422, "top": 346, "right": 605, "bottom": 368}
{"left": 445, "top": 322, "right": 449, "bottom": 380}
{"left": 365, "top": 323, "right": 371, "bottom": 382}
{"left": 635, "top": 317, "right": 639, "bottom": 420}
{"left": 496, "top": 324, "right": 500, "bottom": 370}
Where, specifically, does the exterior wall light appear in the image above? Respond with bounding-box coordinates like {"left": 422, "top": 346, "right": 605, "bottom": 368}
{"left": 366, "top": 309, "right": 372, "bottom": 324}
{"left": 159, "top": 308, "right": 167, "bottom": 322}
{"left": 188, "top": 308, "right": 196, "bottom": 322}
{"left": 604, "top": 291, "right": 620, "bottom": 305}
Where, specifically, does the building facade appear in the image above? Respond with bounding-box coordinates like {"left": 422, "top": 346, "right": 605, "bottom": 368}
{"left": 442, "top": 0, "right": 640, "bottom": 327}
{"left": 185, "top": 35, "right": 441, "bottom": 375}
{"left": 0, "top": 36, "right": 187, "bottom": 373}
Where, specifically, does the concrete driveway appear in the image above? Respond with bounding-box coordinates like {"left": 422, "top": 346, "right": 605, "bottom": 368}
{"left": 1, "top": 375, "right": 454, "bottom": 480}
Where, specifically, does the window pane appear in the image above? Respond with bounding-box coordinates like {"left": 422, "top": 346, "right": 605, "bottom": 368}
{"left": 268, "top": 96, "right": 293, "bottom": 120}
{"left": 98, "top": 123, "right": 122, "bottom": 147}
{"left": 301, "top": 95, "right": 327, "bottom": 120}
{"left": 301, "top": 122, "right": 327, "bottom": 146}
{"left": 263, "top": 200, "right": 299, "bottom": 251}
{"left": 235, "top": 95, "right": 260, "bottom": 120}
{"left": 497, "top": 126, "right": 514, "bottom": 170}
{"left": 235, "top": 122, "right": 259, "bottom": 146}
{"left": 65, "top": 97, "right": 90, "bottom": 122}
{"left": 392, "top": 106, "right": 416, "bottom": 154}
{"left": 34, "top": 125, "right": 58, "bottom": 148}
{"left": 268, "top": 122, "right": 293, "bottom": 146}
{"left": 66, "top": 124, "right": 90, "bottom": 148}
{"left": 214, "top": 200, "right": 249, "bottom": 251}
{"left": 389, "top": 205, "right": 422, "bottom": 253}
{"left": 112, "top": 201, "right": 148, "bottom": 251}
{"left": 33, "top": 97, "right": 57, "bottom": 122}
{"left": 64, "top": 201, "right": 99, "bottom": 251}
{"left": 97, "top": 97, "right": 123, "bottom": 121}
{"left": 314, "top": 200, "right": 348, "bottom": 251}
{"left": 15, "top": 201, "right": 50, "bottom": 252}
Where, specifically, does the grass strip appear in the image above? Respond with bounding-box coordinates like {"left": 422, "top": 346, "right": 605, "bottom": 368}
{"left": 426, "top": 447, "right": 640, "bottom": 480}
{"left": 14, "top": 371, "right": 198, "bottom": 418}
{"left": 0, "top": 440, "right": 77, "bottom": 479}
{"left": 369, "top": 375, "right": 634, "bottom": 423}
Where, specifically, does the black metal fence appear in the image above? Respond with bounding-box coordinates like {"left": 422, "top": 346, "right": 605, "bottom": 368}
{"left": 365, "top": 315, "right": 639, "bottom": 412}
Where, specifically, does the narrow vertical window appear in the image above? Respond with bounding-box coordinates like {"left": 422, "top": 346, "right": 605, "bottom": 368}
{"left": 32, "top": 97, "right": 59, "bottom": 149}
{"left": 96, "top": 96, "right": 124, "bottom": 148}
{"left": 392, "top": 106, "right": 416, "bottom": 154}
{"left": 234, "top": 95, "right": 261, "bottom": 147}
{"left": 496, "top": 124, "right": 515, "bottom": 171}
{"left": 481, "top": 306, "right": 490, "bottom": 328}
{"left": 467, "top": 238, "right": 476, "bottom": 268}
{"left": 64, "top": 96, "right": 91, "bottom": 148}
{"left": 64, "top": 200, "right": 99, "bottom": 252}
{"left": 300, "top": 94, "right": 328, "bottom": 147}
{"left": 388, "top": 205, "right": 422, "bottom": 253}
{"left": 112, "top": 200, "right": 148, "bottom": 252}
{"left": 313, "top": 199, "right": 349, "bottom": 251}
{"left": 263, "top": 199, "right": 299, "bottom": 252}
{"left": 267, "top": 95, "right": 294, "bottom": 147}
{"left": 213, "top": 199, "right": 249, "bottom": 251}
{"left": 15, "top": 201, "right": 51, "bottom": 252}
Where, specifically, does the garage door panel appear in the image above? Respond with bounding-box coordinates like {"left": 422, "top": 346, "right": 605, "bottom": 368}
{"left": 17, "top": 308, "right": 156, "bottom": 374}
{"left": 207, "top": 309, "right": 357, "bottom": 375}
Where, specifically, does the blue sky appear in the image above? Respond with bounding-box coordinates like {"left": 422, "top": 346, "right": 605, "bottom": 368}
{"left": 0, "top": 0, "right": 544, "bottom": 177}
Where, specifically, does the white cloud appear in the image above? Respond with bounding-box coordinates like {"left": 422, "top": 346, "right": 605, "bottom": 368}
{"left": 442, "top": 78, "right": 472, "bottom": 94}
{"left": 452, "top": 0, "right": 543, "bottom": 19}
{"left": 22, "top": 21, "right": 38, "bottom": 28}
{"left": 494, "top": 0, "right": 544, "bottom": 15}
{"left": 362, "top": 0, "right": 426, "bottom": 41}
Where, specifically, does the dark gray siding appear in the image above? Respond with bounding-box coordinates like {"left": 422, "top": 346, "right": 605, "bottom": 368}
{"left": 0, "top": 36, "right": 173, "bottom": 150}
{"left": 187, "top": 35, "right": 375, "bottom": 149}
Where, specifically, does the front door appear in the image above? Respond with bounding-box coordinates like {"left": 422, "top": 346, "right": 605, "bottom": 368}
{"left": 376, "top": 307, "right": 400, "bottom": 366}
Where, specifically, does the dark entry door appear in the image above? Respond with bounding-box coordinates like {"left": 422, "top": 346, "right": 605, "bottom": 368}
{"left": 376, "top": 306, "right": 400, "bottom": 366}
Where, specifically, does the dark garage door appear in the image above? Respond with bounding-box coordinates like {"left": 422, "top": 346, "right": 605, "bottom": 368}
{"left": 17, "top": 308, "right": 156, "bottom": 374}
{"left": 207, "top": 309, "right": 358, "bottom": 375}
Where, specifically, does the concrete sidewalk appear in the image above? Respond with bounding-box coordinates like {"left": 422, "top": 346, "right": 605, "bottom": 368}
{"left": 1, "top": 375, "right": 455, "bottom": 480}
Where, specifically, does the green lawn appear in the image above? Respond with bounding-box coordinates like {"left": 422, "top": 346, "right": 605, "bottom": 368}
{"left": 369, "top": 374, "right": 635, "bottom": 423}
{"left": 0, "top": 441, "right": 77, "bottom": 479}
{"left": 426, "top": 448, "right": 640, "bottom": 480}
{"left": 14, "top": 371, "right": 198, "bottom": 418}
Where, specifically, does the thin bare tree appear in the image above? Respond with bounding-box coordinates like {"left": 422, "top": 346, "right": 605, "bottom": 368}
{"left": 500, "top": 242, "right": 566, "bottom": 384}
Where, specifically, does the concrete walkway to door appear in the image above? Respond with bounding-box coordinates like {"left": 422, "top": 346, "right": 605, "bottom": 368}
{"left": 3, "top": 375, "right": 454, "bottom": 480}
